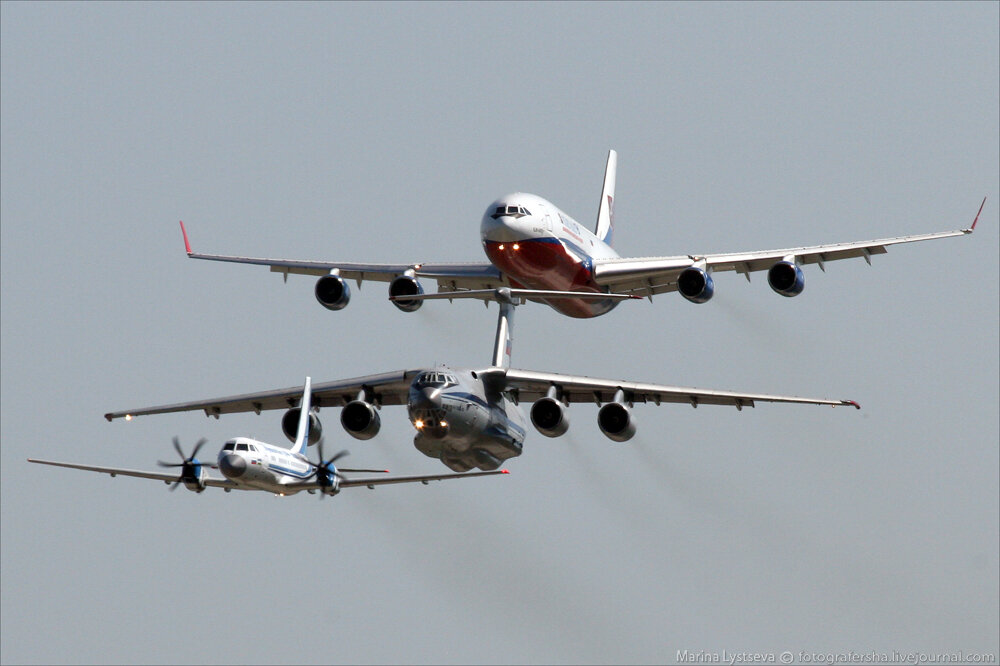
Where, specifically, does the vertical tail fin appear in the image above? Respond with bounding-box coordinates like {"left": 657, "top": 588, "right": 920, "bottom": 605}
{"left": 290, "top": 376, "right": 313, "bottom": 456}
{"left": 594, "top": 149, "right": 617, "bottom": 246}
{"left": 491, "top": 301, "right": 515, "bottom": 369}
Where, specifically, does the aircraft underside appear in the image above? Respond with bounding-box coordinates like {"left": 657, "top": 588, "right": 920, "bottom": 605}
{"left": 483, "top": 238, "right": 619, "bottom": 318}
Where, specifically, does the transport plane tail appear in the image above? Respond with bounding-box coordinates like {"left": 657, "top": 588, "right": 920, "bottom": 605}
{"left": 594, "top": 149, "right": 617, "bottom": 246}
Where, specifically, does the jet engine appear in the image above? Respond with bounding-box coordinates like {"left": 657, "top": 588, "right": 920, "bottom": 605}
{"left": 597, "top": 402, "right": 636, "bottom": 442}
{"left": 281, "top": 408, "right": 323, "bottom": 445}
{"left": 530, "top": 397, "right": 570, "bottom": 437}
{"left": 677, "top": 266, "right": 715, "bottom": 304}
{"left": 767, "top": 261, "right": 805, "bottom": 297}
{"left": 389, "top": 275, "right": 424, "bottom": 312}
{"left": 340, "top": 400, "right": 381, "bottom": 440}
{"left": 315, "top": 274, "right": 351, "bottom": 311}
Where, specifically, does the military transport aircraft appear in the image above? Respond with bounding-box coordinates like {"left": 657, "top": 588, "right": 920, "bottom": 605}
{"left": 105, "top": 294, "right": 859, "bottom": 473}
{"left": 33, "top": 378, "right": 508, "bottom": 496}
{"left": 177, "top": 151, "right": 982, "bottom": 318}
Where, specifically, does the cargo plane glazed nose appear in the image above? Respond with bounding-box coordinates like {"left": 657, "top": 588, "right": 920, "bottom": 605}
{"left": 219, "top": 453, "right": 247, "bottom": 479}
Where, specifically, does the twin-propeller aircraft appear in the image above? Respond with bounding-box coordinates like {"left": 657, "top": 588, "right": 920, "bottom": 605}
{"left": 179, "top": 150, "right": 982, "bottom": 319}
{"left": 104, "top": 294, "right": 859, "bottom": 473}
{"left": 30, "top": 377, "right": 508, "bottom": 495}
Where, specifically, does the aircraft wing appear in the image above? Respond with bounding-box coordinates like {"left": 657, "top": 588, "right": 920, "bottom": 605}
{"left": 593, "top": 201, "right": 982, "bottom": 297}
{"left": 27, "top": 458, "right": 236, "bottom": 488}
{"left": 283, "top": 469, "right": 510, "bottom": 492}
{"left": 498, "top": 369, "right": 859, "bottom": 410}
{"left": 105, "top": 371, "right": 418, "bottom": 421}
{"left": 181, "top": 222, "right": 504, "bottom": 290}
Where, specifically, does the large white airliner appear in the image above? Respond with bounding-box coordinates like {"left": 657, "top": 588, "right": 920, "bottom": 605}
{"left": 105, "top": 295, "right": 859, "bottom": 473}
{"left": 33, "top": 378, "right": 507, "bottom": 496}
{"left": 178, "top": 151, "right": 982, "bottom": 318}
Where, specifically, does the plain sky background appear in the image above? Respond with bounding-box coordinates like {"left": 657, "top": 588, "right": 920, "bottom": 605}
{"left": 2, "top": 3, "right": 997, "bottom": 665}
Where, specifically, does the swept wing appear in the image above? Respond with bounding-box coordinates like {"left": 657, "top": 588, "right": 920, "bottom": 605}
{"left": 496, "top": 368, "right": 858, "bottom": 410}
{"left": 593, "top": 200, "right": 983, "bottom": 298}
{"left": 181, "top": 222, "right": 504, "bottom": 291}
{"left": 105, "top": 371, "right": 418, "bottom": 421}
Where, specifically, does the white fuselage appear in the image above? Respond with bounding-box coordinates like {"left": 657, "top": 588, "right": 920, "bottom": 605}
{"left": 216, "top": 436, "right": 331, "bottom": 495}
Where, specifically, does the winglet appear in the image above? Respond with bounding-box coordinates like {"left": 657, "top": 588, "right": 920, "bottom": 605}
{"left": 844, "top": 400, "right": 861, "bottom": 410}
{"left": 967, "top": 196, "right": 986, "bottom": 232}
{"left": 500, "top": 469, "right": 510, "bottom": 474}
{"left": 179, "top": 221, "right": 193, "bottom": 255}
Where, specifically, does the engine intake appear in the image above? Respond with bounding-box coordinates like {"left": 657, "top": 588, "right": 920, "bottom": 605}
{"left": 341, "top": 401, "right": 381, "bottom": 440}
{"left": 767, "top": 261, "right": 805, "bottom": 297}
{"left": 677, "top": 266, "right": 715, "bottom": 304}
{"left": 315, "top": 274, "right": 351, "bottom": 311}
{"left": 598, "top": 402, "right": 636, "bottom": 442}
{"left": 389, "top": 275, "right": 424, "bottom": 312}
{"left": 281, "top": 408, "right": 323, "bottom": 445}
{"left": 530, "top": 397, "right": 569, "bottom": 437}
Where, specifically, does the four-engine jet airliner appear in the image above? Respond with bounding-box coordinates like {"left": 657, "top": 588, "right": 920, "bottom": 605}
{"left": 34, "top": 378, "right": 508, "bottom": 495}
{"left": 178, "top": 151, "right": 982, "bottom": 318}
{"left": 105, "top": 293, "right": 859, "bottom": 473}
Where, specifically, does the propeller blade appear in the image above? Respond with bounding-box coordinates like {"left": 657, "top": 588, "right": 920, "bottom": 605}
{"left": 189, "top": 438, "right": 207, "bottom": 461}
{"left": 157, "top": 461, "right": 184, "bottom": 468}
{"left": 172, "top": 436, "right": 184, "bottom": 460}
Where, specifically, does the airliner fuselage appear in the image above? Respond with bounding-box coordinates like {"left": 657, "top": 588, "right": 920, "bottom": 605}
{"left": 480, "top": 192, "right": 621, "bottom": 318}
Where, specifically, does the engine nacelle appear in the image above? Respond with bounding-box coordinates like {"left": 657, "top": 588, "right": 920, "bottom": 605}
{"left": 389, "top": 275, "right": 424, "bottom": 312}
{"left": 340, "top": 400, "right": 381, "bottom": 440}
{"left": 181, "top": 464, "right": 207, "bottom": 493}
{"left": 767, "top": 261, "right": 805, "bottom": 297}
{"left": 281, "top": 408, "right": 323, "bottom": 445}
{"left": 598, "top": 402, "right": 636, "bottom": 442}
{"left": 530, "top": 397, "right": 570, "bottom": 438}
{"left": 677, "top": 266, "right": 715, "bottom": 304}
{"left": 315, "top": 274, "right": 351, "bottom": 311}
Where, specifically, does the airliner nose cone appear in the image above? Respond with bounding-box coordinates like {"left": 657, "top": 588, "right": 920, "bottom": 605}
{"left": 219, "top": 453, "right": 246, "bottom": 479}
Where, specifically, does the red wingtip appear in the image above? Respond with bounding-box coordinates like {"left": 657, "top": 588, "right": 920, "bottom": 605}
{"left": 970, "top": 196, "right": 986, "bottom": 231}
{"left": 500, "top": 469, "right": 510, "bottom": 474}
{"left": 179, "top": 221, "right": 192, "bottom": 254}
{"left": 845, "top": 400, "right": 861, "bottom": 410}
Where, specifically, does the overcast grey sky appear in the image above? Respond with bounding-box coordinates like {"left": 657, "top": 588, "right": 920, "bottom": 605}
{"left": 2, "top": 2, "right": 997, "bottom": 665}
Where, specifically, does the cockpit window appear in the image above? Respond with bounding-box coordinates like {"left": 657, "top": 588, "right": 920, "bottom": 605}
{"left": 491, "top": 205, "right": 530, "bottom": 220}
{"left": 415, "top": 372, "right": 457, "bottom": 388}
{"left": 222, "top": 442, "right": 235, "bottom": 452}
{"left": 235, "top": 443, "right": 249, "bottom": 452}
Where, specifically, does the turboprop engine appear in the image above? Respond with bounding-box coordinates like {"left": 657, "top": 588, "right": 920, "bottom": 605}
{"left": 281, "top": 408, "right": 323, "bottom": 445}
{"left": 340, "top": 400, "right": 381, "bottom": 440}
{"left": 597, "top": 402, "right": 636, "bottom": 442}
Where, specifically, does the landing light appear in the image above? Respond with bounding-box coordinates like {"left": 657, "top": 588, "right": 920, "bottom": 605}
{"left": 512, "top": 243, "right": 520, "bottom": 251}
{"left": 440, "top": 420, "right": 448, "bottom": 428}
{"left": 414, "top": 419, "right": 424, "bottom": 429}
{"left": 498, "top": 244, "right": 505, "bottom": 251}
{"left": 124, "top": 414, "right": 133, "bottom": 421}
